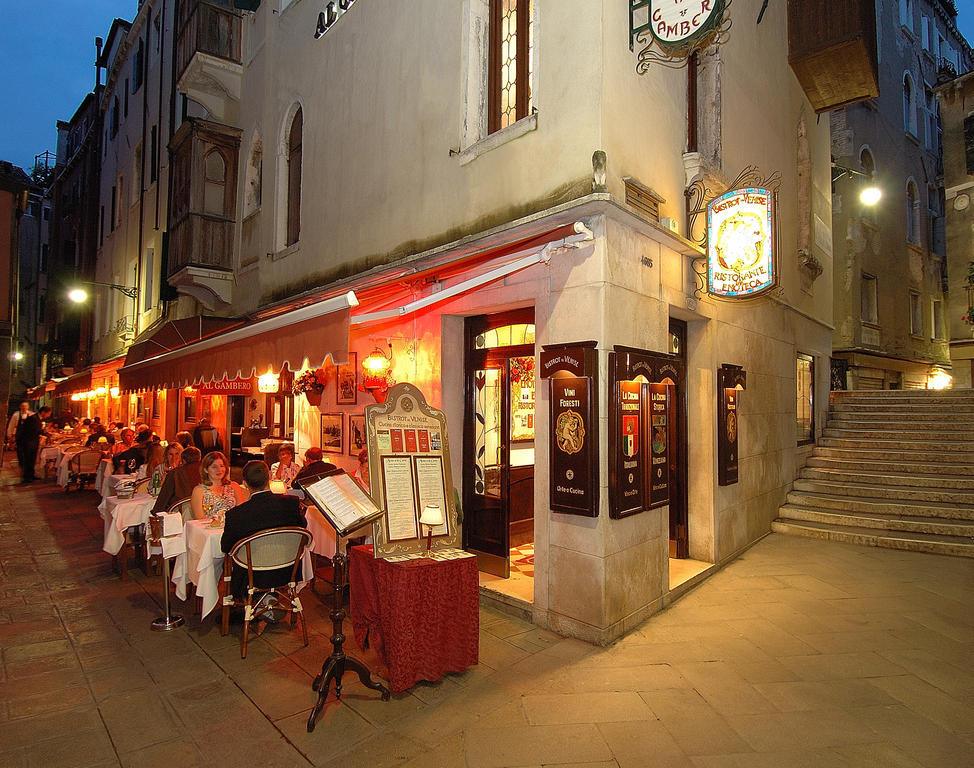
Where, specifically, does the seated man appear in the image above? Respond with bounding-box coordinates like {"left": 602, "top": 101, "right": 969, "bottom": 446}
{"left": 221, "top": 460, "right": 307, "bottom": 601}
{"left": 293, "top": 446, "right": 338, "bottom": 484}
{"left": 113, "top": 429, "right": 151, "bottom": 473}
{"left": 152, "top": 447, "right": 202, "bottom": 514}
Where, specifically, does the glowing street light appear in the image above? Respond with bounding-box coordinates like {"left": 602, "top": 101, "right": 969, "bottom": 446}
{"left": 859, "top": 186, "right": 882, "bottom": 206}
{"left": 68, "top": 288, "right": 89, "bottom": 303}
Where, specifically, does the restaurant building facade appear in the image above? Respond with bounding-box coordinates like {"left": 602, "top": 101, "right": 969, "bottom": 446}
{"left": 45, "top": 0, "right": 846, "bottom": 644}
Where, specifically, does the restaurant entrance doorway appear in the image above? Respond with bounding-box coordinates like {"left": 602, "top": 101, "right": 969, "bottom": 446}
{"left": 462, "top": 309, "right": 536, "bottom": 591}
{"left": 668, "top": 318, "right": 689, "bottom": 558}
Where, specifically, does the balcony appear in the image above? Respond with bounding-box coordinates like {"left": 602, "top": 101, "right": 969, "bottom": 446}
{"left": 167, "top": 118, "right": 242, "bottom": 309}
{"left": 176, "top": 0, "right": 243, "bottom": 121}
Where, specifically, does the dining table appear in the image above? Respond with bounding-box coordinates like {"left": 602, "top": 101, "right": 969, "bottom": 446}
{"left": 101, "top": 470, "right": 138, "bottom": 499}
{"left": 98, "top": 492, "right": 157, "bottom": 556}
{"left": 171, "top": 518, "right": 314, "bottom": 619}
{"left": 55, "top": 445, "right": 86, "bottom": 487}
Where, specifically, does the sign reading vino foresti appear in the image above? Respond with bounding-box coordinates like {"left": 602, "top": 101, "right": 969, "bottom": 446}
{"left": 706, "top": 187, "right": 777, "bottom": 299}
{"left": 540, "top": 343, "right": 599, "bottom": 518}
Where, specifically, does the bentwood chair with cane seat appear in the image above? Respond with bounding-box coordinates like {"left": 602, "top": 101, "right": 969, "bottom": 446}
{"left": 220, "top": 527, "right": 313, "bottom": 658}
{"left": 66, "top": 449, "right": 104, "bottom": 491}
{"left": 167, "top": 497, "right": 194, "bottom": 523}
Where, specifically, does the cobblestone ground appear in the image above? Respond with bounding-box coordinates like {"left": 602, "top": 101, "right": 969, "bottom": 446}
{"left": 1, "top": 467, "right": 972, "bottom": 767}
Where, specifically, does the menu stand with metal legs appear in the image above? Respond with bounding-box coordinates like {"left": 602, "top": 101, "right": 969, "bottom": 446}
{"left": 148, "top": 515, "right": 184, "bottom": 632}
{"left": 307, "top": 543, "right": 389, "bottom": 732}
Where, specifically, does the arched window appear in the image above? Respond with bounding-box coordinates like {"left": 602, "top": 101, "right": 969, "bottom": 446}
{"left": 903, "top": 73, "right": 916, "bottom": 134}
{"left": 203, "top": 150, "right": 226, "bottom": 216}
{"left": 286, "top": 108, "right": 303, "bottom": 247}
{"left": 906, "top": 180, "right": 920, "bottom": 245}
{"left": 859, "top": 148, "right": 875, "bottom": 179}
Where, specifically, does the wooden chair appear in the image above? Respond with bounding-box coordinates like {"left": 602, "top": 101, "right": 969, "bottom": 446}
{"left": 167, "top": 496, "right": 194, "bottom": 523}
{"left": 220, "top": 526, "right": 313, "bottom": 658}
{"left": 66, "top": 450, "right": 104, "bottom": 491}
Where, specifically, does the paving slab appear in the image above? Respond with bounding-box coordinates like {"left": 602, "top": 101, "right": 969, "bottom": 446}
{"left": 1, "top": 470, "right": 973, "bottom": 767}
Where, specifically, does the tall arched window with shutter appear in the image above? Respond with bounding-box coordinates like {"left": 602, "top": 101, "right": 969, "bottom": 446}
{"left": 286, "top": 108, "right": 303, "bottom": 247}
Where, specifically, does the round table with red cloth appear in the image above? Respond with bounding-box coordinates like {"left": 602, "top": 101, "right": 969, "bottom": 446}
{"left": 349, "top": 545, "right": 479, "bottom": 693}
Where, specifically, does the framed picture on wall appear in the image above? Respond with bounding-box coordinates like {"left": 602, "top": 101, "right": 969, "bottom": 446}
{"left": 348, "top": 414, "right": 366, "bottom": 455}
{"left": 337, "top": 353, "right": 357, "bottom": 405}
{"left": 201, "top": 396, "right": 212, "bottom": 421}
{"left": 320, "top": 412, "right": 344, "bottom": 454}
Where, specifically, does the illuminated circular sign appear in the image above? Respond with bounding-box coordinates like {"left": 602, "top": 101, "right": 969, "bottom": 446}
{"left": 706, "top": 187, "right": 777, "bottom": 299}
{"left": 650, "top": 0, "right": 726, "bottom": 52}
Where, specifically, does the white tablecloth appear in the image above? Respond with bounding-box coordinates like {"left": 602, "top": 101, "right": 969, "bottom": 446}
{"left": 36, "top": 446, "right": 60, "bottom": 473}
{"left": 305, "top": 506, "right": 337, "bottom": 559}
{"left": 171, "top": 519, "right": 313, "bottom": 619}
{"left": 56, "top": 447, "right": 86, "bottom": 487}
{"left": 98, "top": 493, "right": 156, "bottom": 556}
{"left": 101, "top": 471, "right": 137, "bottom": 499}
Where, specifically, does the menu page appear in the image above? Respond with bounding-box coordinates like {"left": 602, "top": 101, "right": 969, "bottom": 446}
{"left": 305, "top": 473, "right": 380, "bottom": 532}
{"left": 414, "top": 455, "right": 448, "bottom": 536}
{"left": 381, "top": 455, "right": 419, "bottom": 541}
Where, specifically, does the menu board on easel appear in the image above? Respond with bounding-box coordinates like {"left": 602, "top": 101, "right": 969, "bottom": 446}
{"left": 365, "top": 383, "right": 460, "bottom": 557}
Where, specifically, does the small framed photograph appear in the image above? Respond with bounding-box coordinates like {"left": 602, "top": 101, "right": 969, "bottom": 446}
{"left": 348, "top": 414, "right": 367, "bottom": 455}
{"left": 337, "top": 352, "right": 357, "bottom": 405}
{"left": 320, "top": 412, "right": 344, "bottom": 454}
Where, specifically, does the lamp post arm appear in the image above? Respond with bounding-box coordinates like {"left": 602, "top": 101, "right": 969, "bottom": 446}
{"left": 82, "top": 281, "right": 139, "bottom": 300}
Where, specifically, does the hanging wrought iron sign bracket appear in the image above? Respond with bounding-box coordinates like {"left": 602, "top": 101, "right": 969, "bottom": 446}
{"left": 631, "top": 0, "right": 733, "bottom": 71}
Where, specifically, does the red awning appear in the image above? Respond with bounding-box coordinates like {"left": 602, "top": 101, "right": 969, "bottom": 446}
{"left": 53, "top": 370, "right": 92, "bottom": 397}
{"left": 118, "top": 292, "right": 357, "bottom": 393}
{"left": 123, "top": 316, "right": 242, "bottom": 367}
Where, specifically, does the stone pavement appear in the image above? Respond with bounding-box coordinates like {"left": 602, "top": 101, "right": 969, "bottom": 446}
{"left": 1, "top": 468, "right": 972, "bottom": 768}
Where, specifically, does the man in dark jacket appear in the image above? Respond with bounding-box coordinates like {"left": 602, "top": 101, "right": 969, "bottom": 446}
{"left": 15, "top": 406, "right": 50, "bottom": 484}
{"left": 112, "top": 429, "right": 151, "bottom": 473}
{"left": 293, "top": 446, "right": 338, "bottom": 484}
{"left": 152, "top": 447, "right": 202, "bottom": 514}
{"left": 193, "top": 418, "right": 223, "bottom": 457}
{"left": 221, "top": 460, "right": 306, "bottom": 600}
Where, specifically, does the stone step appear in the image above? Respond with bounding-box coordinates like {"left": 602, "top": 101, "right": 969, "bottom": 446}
{"left": 821, "top": 427, "right": 974, "bottom": 444}
{"left": 799, "top": 466, "right": 974, "bottom": 490}
{"left": 831, "top": 403, "right": 974, "bottom": 414}
{"left": 785, "top": 489, "right": 974, "bottom": 521}
{"left": 824, "top": 420, "right": 974, "bottom": 434}
{"left": 813, "top": 445, "right": 974, "bottom": 464}
{"left": 806, "top": 455, "right": 974, "bottom": 476}
{"left": 792, "top": 478, "right": 974, "bottom": 505}
{"left": 833, "top": 389, "right": 974, "bottom": 399}
{"left": 828, "top": 411, "right": 974, "bottom": 424}
{"left": 770, "top": 519, "right": 974, "bottom": 558}
{"left": 816, "top": 438, "right": 974, "bottom": 457}
{"left": 777, "top": 503, "right": 974, "bottom": 538}
{"left": 830, "top": 397, "right": 974, "bottom": 407}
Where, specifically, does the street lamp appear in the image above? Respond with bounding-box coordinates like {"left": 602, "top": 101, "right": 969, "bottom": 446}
{"left": 831, "top": 162, "right": 882, "bottom": 206}
{"left": 67, "top": 281, "right": 139, "bottom": 303}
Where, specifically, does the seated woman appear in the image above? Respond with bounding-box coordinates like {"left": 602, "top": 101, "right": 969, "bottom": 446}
{"left": 190, "top": 450, "right": 247, "bottom": 521}
{"left": 137, "top": 443, "right": 166, "bottom": 481}
{"left": 269, "top": 443, "right": 301, "bottom": 488}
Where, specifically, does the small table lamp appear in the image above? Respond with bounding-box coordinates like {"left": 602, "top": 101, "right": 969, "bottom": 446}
{"left": 419, "top": 504, "right": 444, "bottom": 556}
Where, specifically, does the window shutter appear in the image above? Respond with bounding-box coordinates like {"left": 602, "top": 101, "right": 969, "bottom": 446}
{"left": 286, "top": 110, "right": 303, "bottom": 247}
{"left": 964, "top": 114, "right": 974, "bottom": 175}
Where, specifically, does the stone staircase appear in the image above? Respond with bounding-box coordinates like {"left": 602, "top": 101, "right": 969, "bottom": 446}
{"left": 772, "top": 389, "right": 974, "bottom": 558}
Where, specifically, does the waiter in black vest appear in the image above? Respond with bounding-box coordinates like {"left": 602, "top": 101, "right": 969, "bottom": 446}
{"left": 16, "top": 406, "right": 51, "bottom": 484}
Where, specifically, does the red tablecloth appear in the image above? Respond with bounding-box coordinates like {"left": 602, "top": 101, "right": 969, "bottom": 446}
{"left": 349, "top": 545, "right": 479, "bottom": 693}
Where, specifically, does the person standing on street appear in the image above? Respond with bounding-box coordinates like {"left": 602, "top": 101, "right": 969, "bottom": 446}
{"left": 16, "top": 406, "right": 51, "bottom": 484}
{"left": 6, "top": 401, "right": 33, "bottom": 446}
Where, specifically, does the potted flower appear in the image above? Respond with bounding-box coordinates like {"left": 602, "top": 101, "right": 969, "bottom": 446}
{"left": 292, "top": 368, "right": 326, "bottom": 406}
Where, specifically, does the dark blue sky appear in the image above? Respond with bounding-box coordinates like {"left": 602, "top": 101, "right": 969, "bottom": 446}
{"left": 1, "top": 1, "right": 972, "bottom": 174}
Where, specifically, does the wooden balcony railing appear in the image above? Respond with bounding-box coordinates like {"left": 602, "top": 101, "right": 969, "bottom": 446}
{"left": 167, "top": 212, "right": 234, "bottom": 277}
{"left": 176, "top": 0, "right": 242, "bottom": 82}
